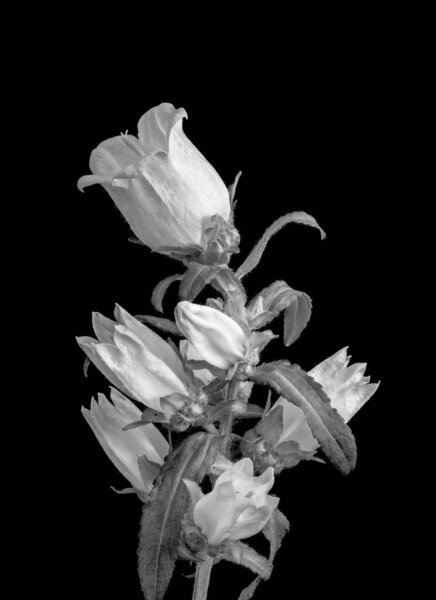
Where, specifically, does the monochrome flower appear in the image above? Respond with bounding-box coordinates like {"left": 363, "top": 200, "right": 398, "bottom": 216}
{"left": 184, "top": 458, "right": 278, "bottom": 545}
{"left": 77, "top": 103, "right": 230, "bottom": 250}
{"left": 77, "top": 304, "right": 191, "bottom": 413}
{"left": 175, "top": 302, "right": 247, "bottom": 370}
{"left": 82, "top": 388, "right": 169, "bottom": 492}
{"left": 309, "top": 347, "right": 380, "bottom": 423}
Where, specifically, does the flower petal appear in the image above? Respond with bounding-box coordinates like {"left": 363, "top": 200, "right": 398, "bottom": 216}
{"left": 114, "top": 304, "right": 189, "bottom": 386}
{"left": 309, "top": 347, "right": 380, "bottom": 422}
{"left": 94, "top": 326, "right": 188, "bottom": 411}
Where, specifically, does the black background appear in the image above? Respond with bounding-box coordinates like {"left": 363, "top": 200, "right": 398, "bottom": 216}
{"left": 32, "top": 21, "right": 413, "bottom": 599}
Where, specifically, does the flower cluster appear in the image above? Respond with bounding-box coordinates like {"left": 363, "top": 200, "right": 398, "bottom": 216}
{"left": 77, "top": 102, "right": 380, "bottom": 599}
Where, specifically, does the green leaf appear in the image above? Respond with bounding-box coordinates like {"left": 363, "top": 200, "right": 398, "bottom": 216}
{"left": 151, "top": 274, "right": 183, "bottom": 313}
{"left": 138, "top": 432, "right": 220, "bottom": 600}
{"left": 283, "top": 291, "right": 312, "bottom": 346}
{"left": 135, "top": 315, "right": 182, "bottom": 337}
{"left": 235, "top": 212, "right": 326, "bottom": 280}
{"left": 252, "top": 362, "right": 357, "bottom": 474}
{"left": 179, "top": 264, "right": 216, "bottom": 301}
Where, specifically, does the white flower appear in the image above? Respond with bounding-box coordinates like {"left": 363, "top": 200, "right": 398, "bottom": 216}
{"left": 77, "top": 103, "right": 230, "bottom": 250}
{"left": 184, "top": 458, "right": 279, "bottom": 546}
{"left": 309, "top": 347, "right": 380, "bottom": 423}
{"left": 82, "top": 388, "right": 169, "bottom": 492}
{"left": 175, "top": 301, "right": 248, "bottom": 370}
{"left": 253, "top": 349, "right": 379, "bottom": 467}
{"left": 77, "top": 304, "right": 191, "bottom": 413}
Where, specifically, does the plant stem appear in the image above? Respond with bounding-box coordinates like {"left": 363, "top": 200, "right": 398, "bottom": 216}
{"left": 192, "top": 556, "right": 214, "bottom": 600}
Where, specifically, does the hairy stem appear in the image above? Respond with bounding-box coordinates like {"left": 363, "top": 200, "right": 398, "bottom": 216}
{"left": 192, "top": 556, "right": 214, "bottom": 600}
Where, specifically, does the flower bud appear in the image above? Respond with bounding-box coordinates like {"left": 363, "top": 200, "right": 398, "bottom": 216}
{"left": 184, "top": 458, "right": 278, "bottom": 545}
{"left": 77, "top": 304, "right": 191, "bottom": 412}
{"left": 175, "top": 302, "right": 247, "bottom": 370}
{"left": 77, "top": 103, "right": 230, "bottom": 250}
{"left": 82, "top": 388, "right": 169, "bottom": 492}
{"left": 309, "top": 347, "right": 380, "bottom": 422}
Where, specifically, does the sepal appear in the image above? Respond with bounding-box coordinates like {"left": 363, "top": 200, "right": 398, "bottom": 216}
{"left": 235, "top": 212, "right": 326, "bottom": 280}
{"left": 134, "top": 315, "right": 182, "bottom": 336}
{"left": 151, "top": 274, "right": 183, "bottom": 313}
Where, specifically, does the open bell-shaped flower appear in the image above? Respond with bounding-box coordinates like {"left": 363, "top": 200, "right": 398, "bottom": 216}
{"left": 82, "top": 388, "right": 169, "bottom": 493}
{"left": 77, "top": 304, "right": 192, "bottom": 413}
{"left": 184, "top": 458, "right": 278, "bottom": 546}
{"left": 309, "top": 347, "right": 380, "bottom": 423}
{"left": 77, "top": 103, "right": 230, "bottom": 251}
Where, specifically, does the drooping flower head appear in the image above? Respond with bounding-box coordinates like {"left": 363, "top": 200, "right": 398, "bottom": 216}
{"left": 78, "top": 103, "right": 230, "bottom": 250}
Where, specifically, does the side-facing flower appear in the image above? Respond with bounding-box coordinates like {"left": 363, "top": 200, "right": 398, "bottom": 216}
{"left": 77, "top": 103, "right": 230, "bottom": 250}
{"left": 82, "top": 388, "right": 169, "bottom": 493}
{"left": 309, "top": 347, "right": 380, "bottom": 423}
{"left": 184, "top": 458, "right": 278, "bottom": 546}
{"left": 175, "top": 301, "right": 276, "bottom": 371}
{"left": 77, "top": 304, "right": 191, "bottom": 413}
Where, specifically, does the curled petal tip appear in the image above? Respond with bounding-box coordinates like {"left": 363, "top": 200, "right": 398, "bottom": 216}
{"left": 77, "top": 174, "right": 113, "bottom": 192}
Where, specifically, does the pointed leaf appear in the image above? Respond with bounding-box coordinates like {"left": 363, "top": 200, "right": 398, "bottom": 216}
{"left": 252, "top": 362, "right": 356, "bottom": 474}
{"left": 283, "top": 292, "right": 312, "bottom": 346}
{"left": 138, "top": 432, "right": 220, "bottom": 600}
{"left": 135, "top": 315, "right": 182, "bottom": 337}
{"left": 152, "top": 274, "right": 183, "bottom": 313}
{"left": 236, "top": 212, "right": 326, "bottom": 280}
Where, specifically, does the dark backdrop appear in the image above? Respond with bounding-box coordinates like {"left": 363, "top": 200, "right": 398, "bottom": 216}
{"left": 39, "top": 43, "right": 406, "bottom": 600}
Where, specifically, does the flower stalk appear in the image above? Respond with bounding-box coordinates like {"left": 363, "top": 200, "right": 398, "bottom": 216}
{"left": 192, "top": 556, "right": 214, "bottom": 600}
